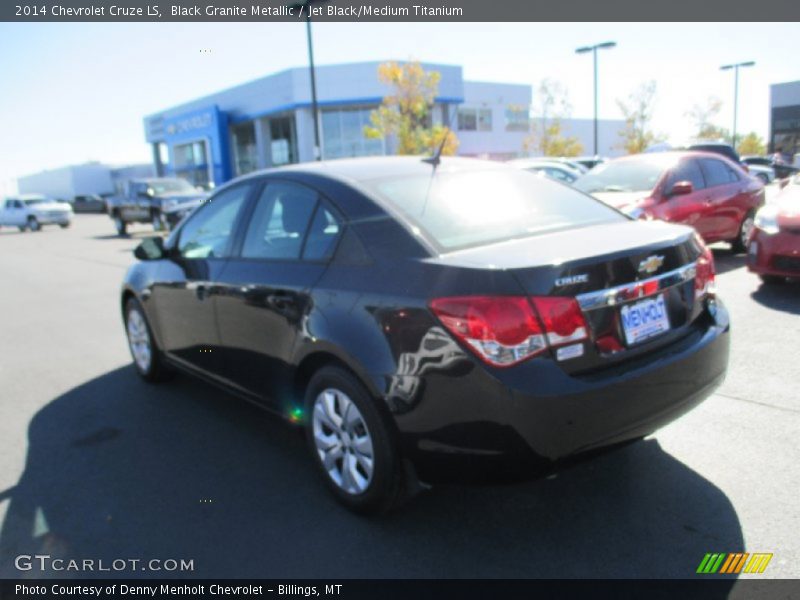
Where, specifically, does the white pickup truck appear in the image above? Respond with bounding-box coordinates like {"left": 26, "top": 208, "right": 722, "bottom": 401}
{"left": 0, "top": 195, "right": 73, "bottom": 232}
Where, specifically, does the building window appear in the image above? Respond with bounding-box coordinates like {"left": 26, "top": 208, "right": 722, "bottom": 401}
{"left": 270, "top": 115, "right": 297, "bottom": 166}
{"left": 505, "top": 106, "right": 530, "bottom": 132}
{"left": 173, "top": 140, "right": 210, "bottom": 189}
{"left": 232, "top": 121, "right": 258, "bottom": 176}
{"left": 458, "top": 108, "right": 493, "bottom": 132}
{"left": 457, "top": 108, "right": 477, "bottom": 131}
{"left": 321, "top": 107, "right": 385, "bottom": 160}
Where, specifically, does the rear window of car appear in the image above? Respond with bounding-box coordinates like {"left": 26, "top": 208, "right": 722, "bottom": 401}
{"left": 360, "top": 167, "right": 625, "bottom": 252}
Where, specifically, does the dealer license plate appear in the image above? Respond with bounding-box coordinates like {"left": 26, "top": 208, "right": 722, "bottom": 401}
{"left": 620, "top": 294, "right": 670, "bottom": 345}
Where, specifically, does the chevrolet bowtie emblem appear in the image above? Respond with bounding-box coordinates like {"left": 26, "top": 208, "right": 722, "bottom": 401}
{"left": 638, "top": 255, "right": 664, "bottom": 274}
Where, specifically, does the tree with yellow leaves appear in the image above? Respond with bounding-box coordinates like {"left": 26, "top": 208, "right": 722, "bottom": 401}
{"left": 364, "top": 61, "right": 459, "bottom": 156}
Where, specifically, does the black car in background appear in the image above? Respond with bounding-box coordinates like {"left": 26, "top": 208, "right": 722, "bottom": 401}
{"left": 121, "top": 157, "right": 730, "bottom": 513}
{"left": 70, "top": 194, "right": 107, "bottom": 213}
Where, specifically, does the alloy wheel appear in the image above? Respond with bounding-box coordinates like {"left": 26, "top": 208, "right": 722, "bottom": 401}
{"left": 741, "top": 216, "right": 754, "bottom": 248}
{"left": 312, "top": 388, "right": 374, "bottom": 495}
{"left": 126, "top": 308, "right": 152, "bottom": 373}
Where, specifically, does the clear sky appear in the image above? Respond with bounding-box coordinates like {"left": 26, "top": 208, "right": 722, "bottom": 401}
{"left": 1, "top": 21, "right": 798, "bottom": 194}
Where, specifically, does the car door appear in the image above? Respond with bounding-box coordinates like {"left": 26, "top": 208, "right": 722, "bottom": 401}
{"left": 655, "top": 158, "right": 712, "bottom": 235}
{"left": 698, "top": 157, "right": 745, "bottom": 242}
{"left": 149, "top": 181, "right": 254, "bottom": 377}
{"left": 214, "top": 179, "right": 342, "bottom": 408}
{"left": 3, "top": 199, "right": 27, "bottom": 226}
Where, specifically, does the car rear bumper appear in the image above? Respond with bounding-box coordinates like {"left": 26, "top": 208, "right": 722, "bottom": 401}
{"left": 393, "top": 301, "right": 730, "bottom": 482}
{"left": 747, "top": 228, "right": 800, "bottom": 277}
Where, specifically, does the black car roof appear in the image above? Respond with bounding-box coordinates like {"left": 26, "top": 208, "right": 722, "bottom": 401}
{"left": 235, "top": 156, "right": 507, "bottom": 187}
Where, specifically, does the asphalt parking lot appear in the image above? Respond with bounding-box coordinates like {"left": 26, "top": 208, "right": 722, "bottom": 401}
{"left": 0, "top": 206, "right": 798, "bottom": 581}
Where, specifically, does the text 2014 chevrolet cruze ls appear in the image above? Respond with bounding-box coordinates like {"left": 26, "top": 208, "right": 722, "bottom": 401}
{"left": 120, "top": 157, "right": 730, "bottom": 513}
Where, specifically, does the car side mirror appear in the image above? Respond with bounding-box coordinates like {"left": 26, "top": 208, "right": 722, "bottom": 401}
{"left": 134, "top": 236, "right": 165, "bottom": 261}
{"left": 669, "top": 181, "right": 693, "bottom": 196}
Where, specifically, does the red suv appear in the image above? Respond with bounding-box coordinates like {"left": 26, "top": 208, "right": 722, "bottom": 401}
{"left": 575, "top": 152, "right": 765, "bottom": 252}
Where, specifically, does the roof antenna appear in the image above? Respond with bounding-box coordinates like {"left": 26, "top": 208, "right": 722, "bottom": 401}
{"left": 423, "top": 128, "right": 451, "bottom": 168}
{"left": 422, "top": 103, "right": 458, "bottom": 168}
{"left": 420, "top": 104, "right": 458, "bottom": 217}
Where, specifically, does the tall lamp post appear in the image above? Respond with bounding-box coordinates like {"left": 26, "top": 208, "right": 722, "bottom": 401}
{"left": 720, "top": 61, "right": 755, "bottom": 149}
{"left": 290, "top": 0, "right": 322, "bottom": 160}
{"left": 575, "top": 41, "right": 616, "bottom": 156}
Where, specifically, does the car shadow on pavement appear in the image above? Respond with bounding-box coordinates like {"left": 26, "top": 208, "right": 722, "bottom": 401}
{"left": 751, "top": 280, "right": 800, "bottom": 314}
{"left": 0, "top": 366, "right": 742, "bottom": 587}
{"left": 711, "top": 247, "right": 747, "bottom": 275}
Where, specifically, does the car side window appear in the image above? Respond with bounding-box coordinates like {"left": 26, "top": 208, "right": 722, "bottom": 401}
{"left": 666, "top": 159, "right": 706, "bottom": 192}
{"left": 699, "top": 158, "right": 739, "bottom": 187}
{"left": 241, "top": 182, "right": 318, "bottom": 260}
{"left": 303, "top": 205, "right": 341, "bottom": 261}
{"left": 177, "top": 184, "right": 251, "bottom": 259}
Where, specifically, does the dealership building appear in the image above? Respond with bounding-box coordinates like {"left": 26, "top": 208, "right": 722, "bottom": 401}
{"left": 144, "top": 61, "right": 626, "bottom": 189}
{"left": 770, "top": 80, "right": 800, "bottom": 160}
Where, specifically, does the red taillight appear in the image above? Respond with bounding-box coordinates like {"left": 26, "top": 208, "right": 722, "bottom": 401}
{"left": 429, "top": 296, "right": 588, "bottom": 367}
{"left": 529, "top": 297, "right": 589, "bottom": 347}
{"left": 694, "top": 235, "right": 716, "bottom": 299}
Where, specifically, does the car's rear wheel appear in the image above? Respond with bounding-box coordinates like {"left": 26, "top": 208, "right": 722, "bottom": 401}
{"left": 124, "top": 297, "right": 172, "bottom": 382}
{"left": 114, "top": 214, "right": 127, "bottom": 236}
{"left": 731, "top": 210, "right": 755, "bottom": 253}
{"left": 59, "top": 222, "right": 71, "bottom": 229}
{"left": 759, "top": 274, "right": 786, "bottom": 285}
{"left": 304, "top": 366, "right": 404, "bottom": 514}
{"left": 27, "top": 216, "right": 41, "bottom": 232}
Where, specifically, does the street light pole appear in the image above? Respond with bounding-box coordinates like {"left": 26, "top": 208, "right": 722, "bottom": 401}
{"left": 305, "top": 11, "right": 321, "bottom": 160}
{"left": 720, "top": 61, "right": 755, "bottom": 150}
{"left": 289, "top": 0, "right": 322, "bottom": 161}
{"left": 576, "top": 41, "right": 616, "bottom": 156}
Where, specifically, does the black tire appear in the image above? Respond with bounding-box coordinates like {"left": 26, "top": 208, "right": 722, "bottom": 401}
{"left": 759, "top": 274, "right": 786, "bottom": 285}
{"left": 27, "top": 216, "right": 41, "bottom": 232}
{"left": 304, "top": 366, "right": 404, "bottom": 515}
{"left": 114, "top": 214, "right": 128, "bottom": 236}
{"left": 59, "top": 222, "right": 71, "bottom": 229}
{"left": 151, "top": 210, "right": 165, "bottom": 232}
{"left": 731, "top": 210, "right": 755, "bottom": 253}
{"left": 124, "top": 297, "right": 173, "bottom": 382}
{"left": 18, "top": 226, "right": 26, "bottom": 232}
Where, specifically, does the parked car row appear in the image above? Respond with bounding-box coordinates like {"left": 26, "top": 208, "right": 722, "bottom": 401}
{"left": 2, "top": 177, "right": 206, "bottom": 236}
{"left": 510, "top": 145, "right": 800, "bottom": 285}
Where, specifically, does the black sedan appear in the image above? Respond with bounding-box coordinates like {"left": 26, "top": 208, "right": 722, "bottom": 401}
{"left": 121, "top": 157, "right": 730, "bottom": 514}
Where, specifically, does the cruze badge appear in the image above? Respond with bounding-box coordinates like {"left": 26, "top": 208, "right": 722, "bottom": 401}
{"left": 638, "top": 255, "right": 665, "bottom": 274}
{"left": 555, "top": 274, "right": 589, "bottom": 286}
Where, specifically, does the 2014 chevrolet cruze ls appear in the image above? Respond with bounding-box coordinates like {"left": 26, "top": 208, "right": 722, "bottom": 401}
{"left": 121, "top": 157, "right": 730, "bottom": 513}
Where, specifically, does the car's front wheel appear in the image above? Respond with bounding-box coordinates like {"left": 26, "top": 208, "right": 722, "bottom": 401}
{"left": 152, "top": 210, "right": 165, "bottom": 232}
{"left": 124, "top": 297, "right": 172, "bottom": 382}
{"left": 27, "top": 216, "right": 41, "bottom": 232}
{"left": 304, "top": 366, "right": 404, "bottom": 514}
{"left": 114, "top": 214, "right": 127, "bottom": 236}
{"left": 756, "top": 173, "right": 769, "bottom": 185}
{"left": 731, "top": 210, "right": 755, "bottom": 253}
